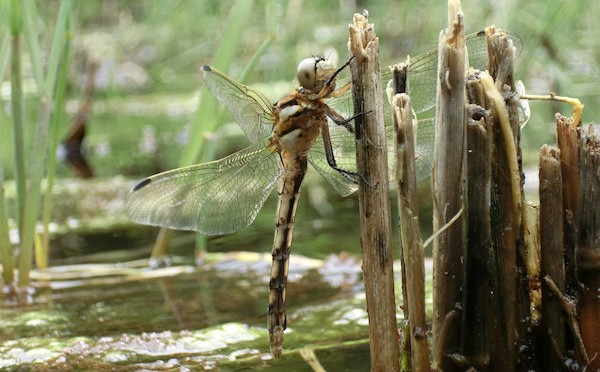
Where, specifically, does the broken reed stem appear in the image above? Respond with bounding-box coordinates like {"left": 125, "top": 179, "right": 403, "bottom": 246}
{"left": 483, "top": 26, "right": 524, "bottom": 369}
{"left": 576, "top": 126, "right": 600, "bottom": 370}
{"left": 348, "top": 12, "right": 400, "bottom": 371}
{"left": 521, "top": 202, "right": 542, "bottom": 324}
{"left": 464, "top": 88, "right": 494, "bottom": 369}
{"left": 393, "top": 92, "right": 430, "bottom": 372}
{"left": 556, "top": 114, "right": 580, "bottom": 285}
{"left": 431, "top": 4, "right": 466, "bottom": 370}
{"left": 538, "top": 144, "right": 567, "bottom": 369}
{"left": 461, "top": 26, "right": 526, "bottom": 369}
{"left": 391, "top": 64, "right": 410, "bottom": 328}
{"left": 479, "top": 72, "right": 521, "bottom": 233}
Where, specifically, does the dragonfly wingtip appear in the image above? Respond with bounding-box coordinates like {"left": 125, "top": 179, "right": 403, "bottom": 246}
{"left": 132, "top": 177, "right": 152, "bottom": 191}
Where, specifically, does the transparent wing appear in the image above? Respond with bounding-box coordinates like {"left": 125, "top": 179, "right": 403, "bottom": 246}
{"left": 201, "top": 66, "right": 275, "bottom": 143}
{"left": 308, "top": 124, "right": 359, "bottom": 197}
{"left": 401, "top": 30, "right": 522, "bottom": 114}
{"left": 309, "top": 118, "right": 435, "bottom": 196}
{"left": 328, "top": 30, "right": 523, "bottom": 117}
{"left": 126, "top": 140, "right": 283, "bottom": 235}
{"left": 412, "top": 118, "right": 435, "bottom": 180}
{"left": 317, "top": 31, "right": 520, "bottom": 192}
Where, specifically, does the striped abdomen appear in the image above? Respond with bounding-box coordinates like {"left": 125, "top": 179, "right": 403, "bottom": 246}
{"left": 268, "top": 155, "right": 307, "bottom": 359}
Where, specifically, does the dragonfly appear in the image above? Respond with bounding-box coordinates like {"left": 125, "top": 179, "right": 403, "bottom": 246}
{"left": 125, "top": 29, "right": 522, "bottom": 359}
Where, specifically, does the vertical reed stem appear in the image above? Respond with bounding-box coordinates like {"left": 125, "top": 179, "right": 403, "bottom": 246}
{"left": 539, "top": 144, "right": 566, "bottom": 369}
{"left": 348, "top": 12, "right": 400, "bottom": 371}
{"left": 576, "top": 127, "right": 600, "bottom": 370}
{"left": 431, "top": 2, "right": 466, "bottom": 369}
{"left": 393, "top": 92, "right": 430, "bottom": 372}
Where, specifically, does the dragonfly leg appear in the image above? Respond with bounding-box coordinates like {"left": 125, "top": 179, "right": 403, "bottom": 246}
{"left": 319, "top": 117, "right": 377, "bottom": 187}
{"left": 326, "top": 106, "right": 353, "bottom": 132}
{"left": 326, "top": 112, "right": 355, "bottom": 133}
{"left": 325, "top": 55, "right": 355, "bottom": 87}
{"left": 326, "top": 105, "right": 373, "bottom": 133}
{"left": 325, "top": 143, "right": 376, "bottom": 188}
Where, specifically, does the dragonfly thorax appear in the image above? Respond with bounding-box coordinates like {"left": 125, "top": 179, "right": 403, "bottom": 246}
{"left": 271, "top": 92, "right": 323, "bottom": 157}
{"left": 296, "top": 57, "right": 337, "bottom": 93}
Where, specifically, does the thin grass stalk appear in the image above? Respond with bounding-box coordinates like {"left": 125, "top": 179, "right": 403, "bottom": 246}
{"left": 38, "top": 0, "right": 71, "bottom": 99}
{"left": 0, "top": 32, "right": 9, "bottom": 79}
{"left": 150, "top": 47, "right": 272, "bottom": 259}
{"left": 17, "top": 104, "right": 50, "bottom": 286}
{"left": 17, "top": 0, "right": 72, "bottom": 285}
{"left": 152, "top": 0, "right": 255, "bottom": 260}
{"left": 10, "top": 0, "right": 26, "bottom": 236}
{"left": 178, "top": 0, "right": 256, "bottom": 168}
{"left": 0, "top": 30, "right": 14, "bottom": 284}
{"left": 40, "top": 15, "right": 71, "bottom": 268}
{"left": 22, "top": 0, "right": 43, "bottom": 93}
{"left": 192, "top": 33, "right": 273, "bottom": 261}
{"left": 0, "top": 165, "right": 14, "bottom": 285}
{"left": 152, "top": 0, "right": 273, "bottom": 260}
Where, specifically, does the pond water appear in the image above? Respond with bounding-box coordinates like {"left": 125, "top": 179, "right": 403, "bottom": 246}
{"left": 1, "top": 175, "right": 418, "bottom": 370}
{"left": 0, "top": 249, "right": 380, "bottom": 370}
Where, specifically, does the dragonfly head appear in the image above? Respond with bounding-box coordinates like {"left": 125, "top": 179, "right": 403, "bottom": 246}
{"left": 297, "top": 57, "right": 336, "bottom": 93}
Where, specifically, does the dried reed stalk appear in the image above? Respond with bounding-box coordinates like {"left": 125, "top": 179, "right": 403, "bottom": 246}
{"left": 348, "top": 12, "right": 400, "bottom": 371}
{"left": 431, "top": 2, "right": 466, "bottom": 369}
{"left": 393, "top": 91, "right": 430, "bottom": 372}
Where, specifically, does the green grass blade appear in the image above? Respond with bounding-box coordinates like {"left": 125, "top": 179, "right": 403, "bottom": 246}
{"left": 0, "top": 30, "right": 10, "bottom": 266}
{"left": 0, "top": 31, "right": 9, "bottom": 81}
{"left": 189, "top": 6, "right": 275, "bottom": 260}
{"left": 178, "top": 0, "right": 255, "bottom": 167}
{"left": 42, "top": 0, "right": 71, "bottom": 97}
{"left": 152, "top": 0, "right": 273, "bottom": 259}
{"left": 154, "top": 0, "right": 254, "bottom": 258}
{"left": 40, "top": 16, "right": 71, "bottom": 268}
{"left": 21, "top": 0, "right": 43, "bottom": 94}
{"left": 209, "top": 0, "right": 255, "bottom": 70}
{"left": 17, "top": 0, "right": 72, "bottom": 285}
{"left": 0, "top": 160, "right": 14, "bottom": 285}
{"left": 0, "top": 26, "right": 15, "bottom": 284}
{"left": 10, "top": 0, "right": 26, "bottom": 235}
{"left": 0, "top": 31, "right": 13, "bottom": 284}
{"left": 18, "top": 103, "right": 50, "bottom": 286}
{"left": 10, "top": 0, "right": 21, "bottom": 34}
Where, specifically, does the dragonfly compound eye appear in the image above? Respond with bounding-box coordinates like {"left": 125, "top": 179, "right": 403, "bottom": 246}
{"left": 297, "top": 57, "right": 336, "bottom": 92}
{"left": 297, "top": 57, "right": 318, "bottom": 91}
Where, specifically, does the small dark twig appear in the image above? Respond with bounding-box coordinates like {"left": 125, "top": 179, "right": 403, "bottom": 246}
{"left": 543, "top": 275, "right": 589, "bottom": 364}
